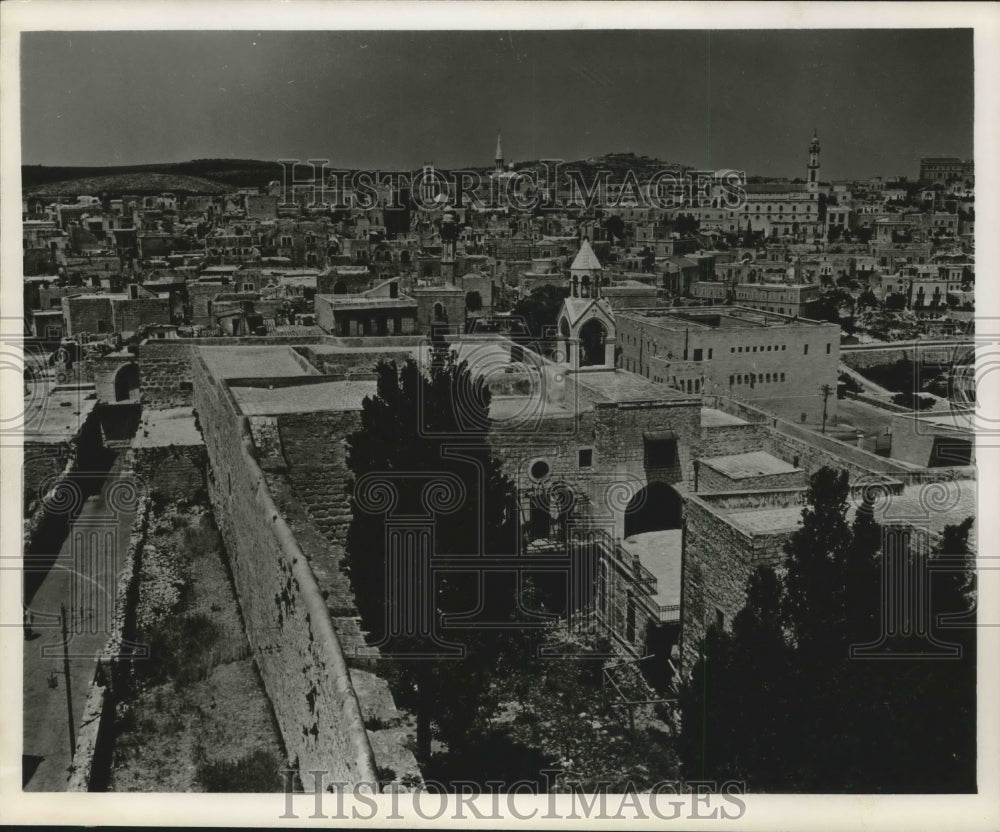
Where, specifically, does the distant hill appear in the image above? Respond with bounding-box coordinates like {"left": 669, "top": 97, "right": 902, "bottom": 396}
{"left": 22, "top": 152, "right": 691, "bottom": 198}
{"left": 21, "top": 159, "right": 287, "bottom": 195}
{"left": 23, "top": 171, "right": 236, "bottom": 198}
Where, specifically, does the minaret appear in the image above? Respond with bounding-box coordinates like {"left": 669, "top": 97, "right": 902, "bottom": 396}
{"left": 495, "top": 130, "right": 504, "bottom": 177}
{"left": 807, "top": 129, "right": 821, "bottom": 197}
{"left": 440, "top": 208, "right": 458, "bottom": 283}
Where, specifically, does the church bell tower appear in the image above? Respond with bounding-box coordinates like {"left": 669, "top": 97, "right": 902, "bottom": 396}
{"left": 807, "top": 129, "right": 821, "bottom": 197}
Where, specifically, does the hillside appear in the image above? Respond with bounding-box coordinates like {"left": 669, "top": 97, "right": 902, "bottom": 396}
{"left": 22, "top": 159, "right": 287, "bottom": 195}
{"left": 23, "top": 171, "right": 235, "bottom": 198}
{"left": 23, "top": 153, "right": 690, "bottom": 198}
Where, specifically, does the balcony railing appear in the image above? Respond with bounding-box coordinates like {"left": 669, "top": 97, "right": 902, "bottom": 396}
{"left": 658, "top": 604, "right": 681, "bottom": 623}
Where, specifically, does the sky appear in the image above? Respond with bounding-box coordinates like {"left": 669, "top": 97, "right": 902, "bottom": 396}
{"left": 20, "top": 29, "right": 973, "bottom": 180}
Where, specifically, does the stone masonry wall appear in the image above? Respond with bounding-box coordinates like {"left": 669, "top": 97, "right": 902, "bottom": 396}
{"left": 695, "top": 421, "right": 771, "bottom": 460}
{"left": 696, "top": 463, "right": 805, "bottom": 494}
{"left": 680, "top": 489, "right": 805, "bottom": 675}
{"left": 128, "top": 445, "right": 207, "bottom": 502}
{"left": 137, "top": 342, "right": 194, "bottom": 409}
{"left": 190, "top": 350, "right": 377, "bottom": 785}
{"left": 275, "top": 410, "right": 362, "bottom": 617}
{"left": 681, "top": 497, "right": 758, "bottom": 674}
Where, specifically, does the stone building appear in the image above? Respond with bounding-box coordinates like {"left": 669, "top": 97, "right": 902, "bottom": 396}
{"left": 616, "top": 305, "right": 841, "bottom": 423}
{"left": 315, "top": 279, "right": 418, "bottom": 336}
{"left": 62, "top": 289, "right": 171, "bottom": 338}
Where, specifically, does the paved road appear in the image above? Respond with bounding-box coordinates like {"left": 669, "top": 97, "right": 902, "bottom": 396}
{"left": 22, "top": 458, "right": 136, "bottom": 791}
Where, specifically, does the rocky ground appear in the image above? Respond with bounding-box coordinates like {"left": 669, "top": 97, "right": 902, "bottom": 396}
{"left": 107, "top": 498, "right": 288, "bottom": 792}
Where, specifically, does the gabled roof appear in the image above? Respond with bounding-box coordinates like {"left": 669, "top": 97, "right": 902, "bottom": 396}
{"left": 560, "top": 295, "right": 614, "bottom": 329}
{"left": 570, "top": 238, "right": 602, "bottom": 272}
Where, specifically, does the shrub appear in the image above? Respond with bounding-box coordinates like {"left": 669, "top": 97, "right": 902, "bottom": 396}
{"left": 137, "top": 613, "right": 220, "bottom": 686}
{"left": 196, "top": 748, "right": 283, "bottom": 792}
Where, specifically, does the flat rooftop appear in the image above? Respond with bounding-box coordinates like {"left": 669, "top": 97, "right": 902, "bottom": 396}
{"left": 574, "top": 368, "right": 693, "bottom": 404}
{"left": 25, "top": 385, "right": 98, "bottom": 442}
{"left": 717, "top": 479, "right": 976, "bottom": 544}
{"left": 851, "top": 480, "right": 977, "bottom": 545}
{"left": 701, "top": 451, "right": 800, "bottom": 479}
{"left": 231, "top": 379, "right": 376, "bottom": 415}
{"left": 618, "top": 306, "right": 828, "bottom": 330}
{"left": 198, "top": 345, "right": 315, "bottom": 379}
{"left": 727, "top": 505, "right": 806, "bottom": 535}
{"left": 132, "top": 407, "right": 203, "bottom": 448}
{"left": 621, "top": 529, "right": 682, "bottom": 609}
{"left": 700, "top": 407, "right": 749, "bottom": 428}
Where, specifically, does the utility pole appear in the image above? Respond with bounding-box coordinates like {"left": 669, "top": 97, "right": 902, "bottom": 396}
{"left": 60, "top": 603, "right": 75, "bottom": 759}
{"left": 820, "top": 384, "right": 833, "bottom": 434}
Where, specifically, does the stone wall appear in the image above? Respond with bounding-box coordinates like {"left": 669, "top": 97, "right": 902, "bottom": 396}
{"left": 840, "top": 341, "right": 973, "bottom": 370}
{"left": 190, "top": 351, "right": 377, "bottom": 784}
{"left": 293, "top": 346, "right": 414, "bottom": 376}
{"left": 116, "top": 297, "right": 171, "bottom": 335}
{"left": 136, "top": 342, "right": 194, "bottom": 408}
{"left": 188, "top": 282, "right": 225, "bottom": 327}
{"left": 680, "top": 490, "right": 804, "bottom": 674}
{"left": 68, "top": 496, "right": 149, "bottom": 791}
{"left": 275, "top": 410, "right": 362, "bottom": 615}
{"left": 128, "top": 445, "right": 207, "bottom": 502}
{"left": 63, "top": 296, "right": 114, "bottom": 336}
{"left": 486, "top": 398, "right": 702, "bottom": 540}
{"left": 706, "top": 394, "right": 916, "bottom": 480}
{"left": 696, "top": 462, "right": 805, "bottom": 493}
{"left": 695, "top": 421, "right": 771, "bottom": 460}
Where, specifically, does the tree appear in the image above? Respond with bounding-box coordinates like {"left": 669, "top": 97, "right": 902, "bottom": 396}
{"left": 678, "top": 467, "right": 976, "bottom": 792}
{"left": 345, "top": 342, "right": 540, "bottom": 764}
{"left": 604, "top": 214, "right": 626, "bottom": 243}
{"left": 638, "top": 246, "right": 655, "bottom": 272}
{"left": 856, "top": 288, "right": 879, "bottom": 311}
{"left": 884, "top": 292, "right": 907, "bottom": 311}
{"left": 510, "top": 284, "right": 570, "bottom": 345}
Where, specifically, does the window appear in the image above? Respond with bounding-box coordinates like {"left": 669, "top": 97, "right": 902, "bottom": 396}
{"left": 736, "top": 375, "right": 742, "bottom": 385}
{"left": 781, "top": 372, "right": 786, "bottom": 381}
{"left": 782, "top": 345, "right": 786, "bottom": 351}
{"left": 766, "top": 373, "right": 771, "bottom": 382}
{"left": 97, "top": 320, "right": 109, "bottom": 333}
{"left": 826, "top": 343, "right": 831, "bottom": 354}
{"left": 578, "top": 449, "right": 593, "bottom": 468}
{"left": 529, "top": 459, "right": 550, "bottom": 481}
{"left": 730, "top": 347, "right": 735, "bottom": 353}
{"left": 708, "top": 348, "right": 713, "bottom": 359}
{"left": 179, "top": 381, "right": 193, "bottom": 392}
{"left": 693, "top": 348, "right": 703, "bottom": 362}
{"left": 729, "top": 375, "right": 735, "bottom": 385}
{"left": 804, "top": 344, "right": 809, "bottom": 355}
{"left": 644, "top": 433, "right": 678, "bottom": 467}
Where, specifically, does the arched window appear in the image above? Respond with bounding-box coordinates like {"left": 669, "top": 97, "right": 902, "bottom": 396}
{"left": 578, "top": 318, "right": 607, "bottom": 366}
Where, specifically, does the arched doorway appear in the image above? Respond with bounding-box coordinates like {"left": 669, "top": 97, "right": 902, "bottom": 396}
{"left": 114, "top": 363, "right": 140, "bottom": 402}
{"left": 624, "top": 481, "right": 682, "bottom": 538}
{"left": 433, "top": 302, "right": 447, "bottom": 323}
{"left": 333, "top": 280, "right": 348, "bottom": 295}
